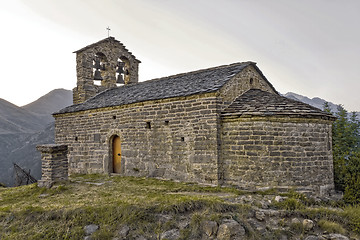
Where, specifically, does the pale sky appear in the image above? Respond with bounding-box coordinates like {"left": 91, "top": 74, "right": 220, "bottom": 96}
{"left": 0, "top": 0, "right": 359, "bottom": 111}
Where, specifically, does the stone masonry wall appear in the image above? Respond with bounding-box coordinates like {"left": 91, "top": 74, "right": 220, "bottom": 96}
{"left": 54, "top": 93, "right": 220, "bottom": 185}
{"left": 221, "top": 117, "right": 334, "bottom": 195}
{"left": 36, "top": 144, "right": 68, "bottom": 188}
{"left": 218, "top": 65, "right": 277, "bottom": 107}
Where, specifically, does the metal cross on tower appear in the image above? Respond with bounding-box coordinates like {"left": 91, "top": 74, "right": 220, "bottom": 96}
{"left": 106, "top": 26, "right": 111, "bottom": 37}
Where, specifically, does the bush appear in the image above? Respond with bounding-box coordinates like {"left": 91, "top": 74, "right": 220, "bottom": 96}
{"left": 318, "top": 219, "right": 346, "bottom": 234}
{"left": 272, "top": 197, "right": 304, "bottom": 211}
{"left": 342, "top": 205, "right": 360, "bottom": 234}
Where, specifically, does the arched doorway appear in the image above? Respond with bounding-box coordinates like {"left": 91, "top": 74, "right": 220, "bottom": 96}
{"left": 112, "top": 136, "right": 121, "bottom": 173}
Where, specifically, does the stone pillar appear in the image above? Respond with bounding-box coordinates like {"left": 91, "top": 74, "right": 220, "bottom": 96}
{"left": 36, "top": 144, "right": 68, "bottom": 188}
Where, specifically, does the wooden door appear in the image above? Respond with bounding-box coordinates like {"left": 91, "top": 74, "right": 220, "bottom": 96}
{"left": 112, "top": 136, "right": 121, "bottom": 173}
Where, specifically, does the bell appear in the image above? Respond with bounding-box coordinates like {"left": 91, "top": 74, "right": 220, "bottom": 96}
{"left": 94, "top": 69, "right": 103, "bottom": 80}
{"left": 116, "top": 62, "right": 125, "bottom": 73}
{"left": 93, "top": 58, "right": 101, "bottom": 69}
{"left": 116, "top": 74, "right": 124, "bottom": 84}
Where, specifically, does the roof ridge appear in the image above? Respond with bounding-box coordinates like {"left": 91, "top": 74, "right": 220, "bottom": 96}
{"left": 89, "top": 62, "right": 253, "bottom": 101}
{"left": 101, "top": 61, "right": 254, "bottom": 91}
{"left": 55, "top": 61, "right": 254, "bottom": 114}
{"left": 143, "top": 61, "right": 255, "bottom": 83}
{"left": 73, "top": 37, "right": 117, "bottom": 53}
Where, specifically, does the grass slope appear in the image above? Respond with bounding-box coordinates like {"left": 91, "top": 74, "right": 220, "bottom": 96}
{"left": 0, "top": 175, "right": 359, "bottom": 239}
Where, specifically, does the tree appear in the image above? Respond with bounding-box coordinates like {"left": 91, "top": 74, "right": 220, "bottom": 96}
{"left": 343, "top": 151, "right": 360, "bottom": 204}
{"left": 324, "top": 103, "right": 360, "bottom": 203}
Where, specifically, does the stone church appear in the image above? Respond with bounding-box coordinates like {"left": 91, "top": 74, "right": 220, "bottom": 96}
{"left": 53, "top": 37, "right": 335, "bottom": 195}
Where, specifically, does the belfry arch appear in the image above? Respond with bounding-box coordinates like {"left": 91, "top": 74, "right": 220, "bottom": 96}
{"left": 72, "top": 37, "right": 141, "bottom": 104}
{"left": 92, "top": 52, "right": 108, "bottom": 85}
{"left": 116, "top": 56, "right": 133, "bottom": 85}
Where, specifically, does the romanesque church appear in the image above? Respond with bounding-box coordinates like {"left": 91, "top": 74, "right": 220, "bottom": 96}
{"left": 53, "top": 37, "right": 335, "bottom": 195}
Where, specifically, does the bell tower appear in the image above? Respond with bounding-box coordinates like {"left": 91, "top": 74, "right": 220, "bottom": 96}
{"left": 72, "top": 37, "right": 141, "bottom": 104}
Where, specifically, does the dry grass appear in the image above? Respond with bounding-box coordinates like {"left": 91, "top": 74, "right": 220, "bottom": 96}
{"left": 0, "top": 174, "right": 243, "bottom": 239}
{"left": 318, "top": 219, "right": 346, "bottom": 234}
{"left": 1, "top": 174, "right": 360, "bottom": 239}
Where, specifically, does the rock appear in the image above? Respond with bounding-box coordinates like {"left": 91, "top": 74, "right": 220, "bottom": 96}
{"left": 279, "top": 234, "right": 288, "bottom": 240}
{"left": 116, "top": 225, "right": 130, "bottom": 239}
{"left": 324, "top": 233, "right": 349, "bottom": 240}
{"left": 202, "top": 220, "right": 218, "bottom": 237}
{"left": 303, "top": 219, "right": 314, "bottom": 231}
{"left": 248, "top": 218, "right": 266, "bottom": 234}
{"left": 261, "top": 200, "right": 270, "bottom": 209}
{"left": 262, "top": 209, "right": 283, "bottom": 217}
{"left": 85, "top": 182, "right": 105, "bottom": 186}
{"left": 217, "top": 220, "right": 246, "bottom": 240}
{"left": 267, "top": 218, "right": 279, "bottom": 229}
{"left": 160, "top": 229, "right": 180, "bottom": 240}
{"left": 274, "top": 196, "right": 286, "bottom": 202}
{"left": 178, "top": 219, "right": 190, "bottom": 229}
{"left": 157, "top": 214, "right": 173, "bottom": 224}
{"left": 84, "top": 236, "right": 92, "bottom": 240}
{"left": 84, "top": 224, "right": 99, "bottom": 236}
{"left": 291, "top": 218, "right": 301, "bottom": 224}
{"left": 255, "top": 211, "right": 265, "bottom": 221}
{"left": 135, "top": 236, "right": 147, "bottom": 240}
{"left": 305, "top": 235, "right": 325, "bottom": 240}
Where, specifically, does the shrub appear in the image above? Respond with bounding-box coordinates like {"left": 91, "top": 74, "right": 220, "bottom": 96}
{"left": 318, "top": 219, "right": 346, "bottom": 234}
{"left": 342, "top": 205, "right": 360, "bottom": 234}
{"left": 272, "top": 197, "right": 304, "bottom": 211}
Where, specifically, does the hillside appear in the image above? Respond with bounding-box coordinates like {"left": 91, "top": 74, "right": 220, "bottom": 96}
{"left": 0, "top": 133, "right": 32, "bottom": 186}
{"left": 0, "top": 89, "right": 72, "bottom": 134}
{"left": 0, "top": 89, "right": 72, "bottom": 186}
{"left": 0, "top": 98, "right": 45, "bottom": 134}
{"left": 22, "top": 88, "right": 73, "bottom": 124}
{"left": 1, "top": 124, "right": 55, "bottom": 187}
{"left": 0, "top": 174, "right": 358, "bottom": 239}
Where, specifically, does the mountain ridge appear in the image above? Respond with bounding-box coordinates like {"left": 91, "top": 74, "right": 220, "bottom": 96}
{"left": 0, "top": 98, "right": 46, "bottom": 134}
{"left": 22, "top": 88, "right": 73, "bottom": 115}
{"left": 283, "top": 92, "right": 360, "bottom": 119}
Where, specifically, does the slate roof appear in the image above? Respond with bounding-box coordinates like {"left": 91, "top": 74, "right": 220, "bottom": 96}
{"left": 56, "top": 62, "right": 274, "bottom": 114}
{"left": 73, "top": 37, "right": 141, "bottom": 63}
{"left": 222, "top": 89, "right": 335, "bottom": 120}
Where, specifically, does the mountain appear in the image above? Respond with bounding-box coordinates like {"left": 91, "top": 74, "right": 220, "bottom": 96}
{"left": 0, "top": 89, "right": 72, "bottom": 135}
{"left": 0, "top": 99, "right": 46, "bottom": 134}
{"left": 22, "top": 88, "right": 73, "bottom": 124}
{"left": 0, "top": 89, "right": 72, "bottom": 186}
{"left": 283, "top": 92, "right": 360, "bottom": 119}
